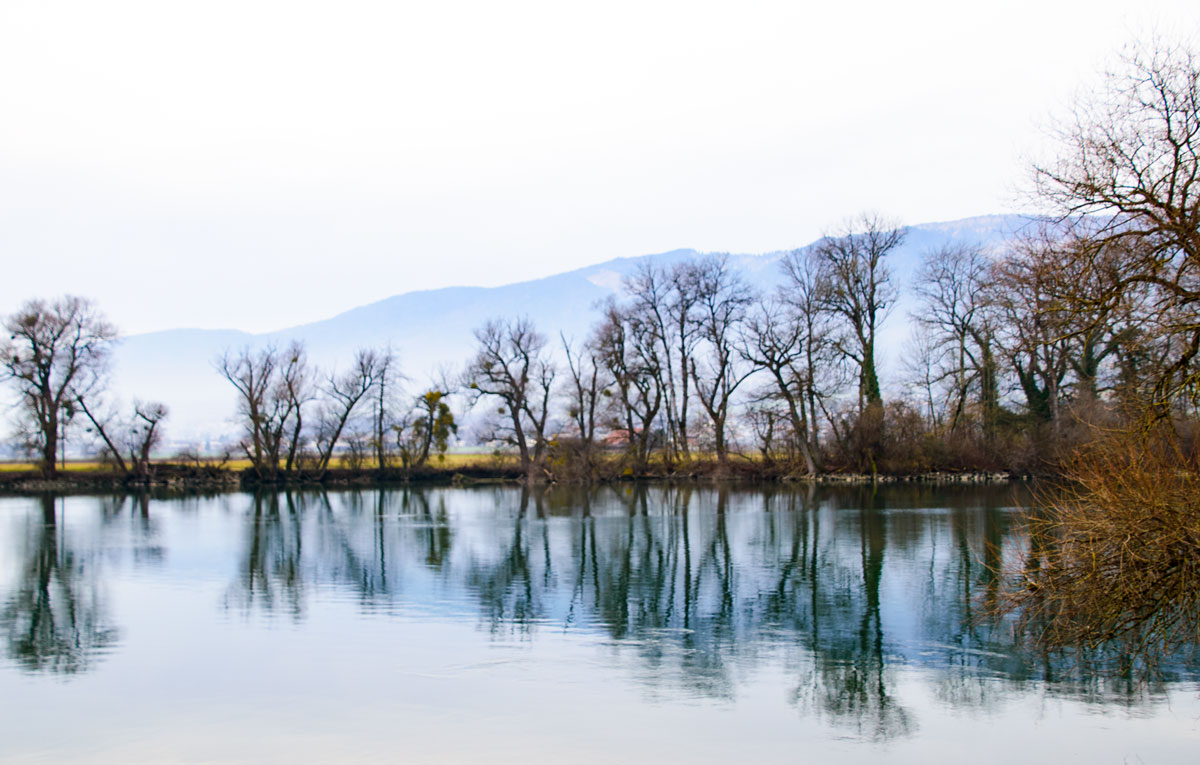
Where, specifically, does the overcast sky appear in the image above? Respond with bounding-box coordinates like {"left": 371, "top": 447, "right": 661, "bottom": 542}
{"left": 1, "top": 0, "right": 1195, "bottom": 335}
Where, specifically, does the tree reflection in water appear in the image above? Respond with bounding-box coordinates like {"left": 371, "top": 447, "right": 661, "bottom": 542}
{"left": 214, "top": 483, "right": 1192, "bottom": 736}
{"left": 0, "top": 496, "right": 119, "bottom": 674}
{"left": 6, "top": 483, "right": 1190, "bottom": 738}
{"left": 225, "top": 491, "right": 307, "bottom": 620}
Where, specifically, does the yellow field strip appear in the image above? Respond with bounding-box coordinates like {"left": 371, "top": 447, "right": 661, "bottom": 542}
{"left": 0, "top": 453, "right": 520, "bottom": 472}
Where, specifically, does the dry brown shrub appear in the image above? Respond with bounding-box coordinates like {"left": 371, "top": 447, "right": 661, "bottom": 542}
{"left": 1004, "top": 424, "right": 1200, "bottom": 667}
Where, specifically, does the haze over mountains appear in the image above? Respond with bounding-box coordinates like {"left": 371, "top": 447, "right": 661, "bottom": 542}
{"left": 112, "top": 214, "right": 1036, "bottom": 446}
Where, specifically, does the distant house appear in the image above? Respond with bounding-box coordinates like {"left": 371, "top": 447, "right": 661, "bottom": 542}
{"left": 601, "top": 429, "right": 634, "bottom": 448}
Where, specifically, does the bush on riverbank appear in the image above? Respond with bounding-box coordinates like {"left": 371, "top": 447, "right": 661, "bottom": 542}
{"left": 1001, "top": 423, "right": 1200, "bottom": 669}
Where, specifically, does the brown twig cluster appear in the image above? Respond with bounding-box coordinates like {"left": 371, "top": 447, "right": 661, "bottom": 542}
{"left": 1003, "top": 424, "right": 1200, "bottom": 669}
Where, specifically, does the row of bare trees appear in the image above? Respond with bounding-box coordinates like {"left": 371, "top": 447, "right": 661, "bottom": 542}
{"left": 457, "top": 214, "right": 912, "bottom": 478}
{"left": 3, "top": 219, "right": 1187, "bottom": 482}
{"left": 462, "top": 196, "right": 1199, "bottom": 480}
{"left": 461, "top": 38, "right": 1200, "bottom": 485}
{"left": 3, "top": 223, "right": 1192, "bottom": 482}
{"left": 0, "top": 296, "right": 169, "bottom": 478}
{"left": 0, "top": 299, "right": 466, "bottom": 480}
{"left": 909, "top": 233, "right": 1165, "bottom": 438}
{"left": 401, "top": 35, "right": 1200, "bottom": 485}
{"left": 216, "top": 343, "right": 458, "bottom": 479}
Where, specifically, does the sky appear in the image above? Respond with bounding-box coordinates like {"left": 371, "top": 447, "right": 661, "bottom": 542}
{"left": 1, "top": 0, "right": 1197, "bottom": 335}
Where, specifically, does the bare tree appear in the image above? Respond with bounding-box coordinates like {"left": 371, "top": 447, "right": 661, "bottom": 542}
{"left": 593, "top": 302, "right": 664, "bottom": 472}
{"left": 812, "top": 214, "right": 904, "bottom": 410}
{"left": 624, "top": 261, "right": 704, "bottom": 462}
{"left": 76, "top": 397, "right": 168, "bottom": 478}
{"left": 1033, "top": 38, "right": 1200, "bottom": 410}
{"left": 986, "top": 236, "right": 1074, "bottom": 427}
{"left": 740, "top": 298, "right": 817, "bottom": 474}
{"left": 561, "top": 332, "right": 609, "bottom": 473}
{"left": 995, "top": 38, "right": 1200, "bottom": 664}
{"left": 219, "top": 346, "right": 275, "bottom": 476}
{"left": 217, "top": 344, "right": 311, "bottom": 479}
{"left": 464, "top": 317, "right": 556, "bottom": 477}
{"left": 913, "top": 244, "right": 1000, "bottom": 436}
{"left": 370, "top": 346, "right": 401, "bottom": 470}
{"left": 744, "top": 399, "right": 787, "bottom": 467}
{"left": 1, "top": 296, "right": 117, "bottom": 476}
{"left": 901, "top": 325, "right": 946, "bottom": 429}
{"left": 278, "top": 343, "right": 317, "bottom": 472}
{"left": 986, "top": 231, "right": 1149, "bottom": 432}
{"left": 1054, "top": 238, "right": 1147, "bottom": 406}
{"left": 689, "top": 255, "right": 756, "bottom": 469}
{"left": 778, "top": 246, "right": 839, "bottom": 455}
{"left": 314, "top": 348, "right": 383, "bottom": 474}
{"left": 75, "top": 395, "right": 129, "bottom": 475}
{"left": 125, "top": 401, "right": 168, "bottom": 476}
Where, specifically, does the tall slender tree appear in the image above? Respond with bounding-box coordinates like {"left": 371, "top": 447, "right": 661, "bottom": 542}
{"left": 812, "top": 214, "right": 904, "bottom": 411}
{"left": 688, "top": 255, "right": 755, "bottom": 469}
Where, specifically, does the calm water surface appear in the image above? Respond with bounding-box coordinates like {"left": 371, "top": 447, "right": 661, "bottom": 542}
{"left": 0, "top": 484, "right": 1196, "bottom": 763}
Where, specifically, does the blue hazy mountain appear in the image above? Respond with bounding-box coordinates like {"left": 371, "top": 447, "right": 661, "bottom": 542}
{"left": 112, "top": 214, "right": 1036, "bottom": 444}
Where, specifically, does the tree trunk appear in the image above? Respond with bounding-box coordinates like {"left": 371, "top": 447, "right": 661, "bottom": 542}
{"left": 40, "top": 418, "right": 58, "bottom": 478}
{"left": 861, "top": 342, "right": 882, "bottom": 406}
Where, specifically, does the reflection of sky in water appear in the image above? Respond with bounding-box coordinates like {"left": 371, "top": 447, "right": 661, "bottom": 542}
{"left": 0, "top": 486, "right": 1197, "bottom": 764}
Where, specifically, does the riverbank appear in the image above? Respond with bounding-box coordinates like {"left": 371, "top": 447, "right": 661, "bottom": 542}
{"left": 0, "top": 461, "right": 1027, "bottom": 495}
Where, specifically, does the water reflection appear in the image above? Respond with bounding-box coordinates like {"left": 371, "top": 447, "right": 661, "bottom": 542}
{"left": 0, "top": 496, "right": 119, "bottom": 674}
{"left": 224, "top": 492, "right": 307, "bottom": 619}
{"left": 0, "top": 483, "right": 1194, "bottom": 741}
{"left": 214, "top": 485, "right": 1191, "bottom": 721}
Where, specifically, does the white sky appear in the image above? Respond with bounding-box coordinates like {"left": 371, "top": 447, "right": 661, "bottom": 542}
{"left": 1, "top": 0, "right": 1196, "bottom": 334}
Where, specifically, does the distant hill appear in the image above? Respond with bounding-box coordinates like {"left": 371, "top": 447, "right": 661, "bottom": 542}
{"left": 111, "top": 214, "right": 1037, "bottom": 445}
